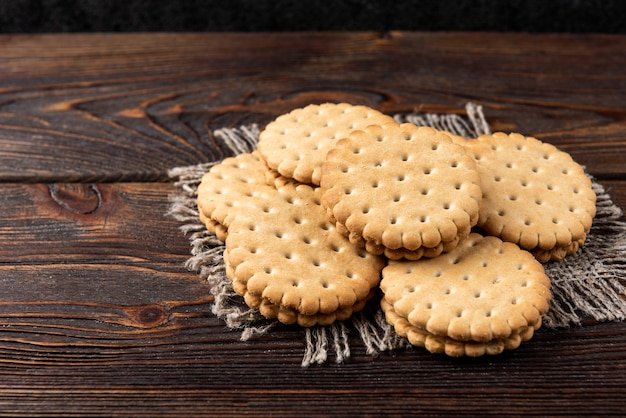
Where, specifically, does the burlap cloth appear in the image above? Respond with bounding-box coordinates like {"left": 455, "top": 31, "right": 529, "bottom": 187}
{"left": 168, "top": 104, "right": 626, "bottom": 367}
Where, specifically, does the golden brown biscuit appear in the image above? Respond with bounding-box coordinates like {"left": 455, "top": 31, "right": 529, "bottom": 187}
{"left": 463, "top": 132, "right": 596, "bottom": 262}
{"left": 381, "top": 299, "right": 540, "bottom": 357}
{"left": 257, "top": 103, "right": 396, "bottom": 185}
{"left": 197, "top": 151, "right": 277, "bottom": 240}
{"left": 224, "top": 183, "right": 385, "bottom": 325}
{"left": 321, "top": 123, "right": 482, "bottom": 260}
{"left": 380, "top": 233, "right": 551, "bottom": 343}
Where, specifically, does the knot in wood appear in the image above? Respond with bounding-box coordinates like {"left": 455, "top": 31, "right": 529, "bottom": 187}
{"left": 135, "top": 305, "right": 167, "bottom": 327}
{"left": 49, "top": 183, "right": 101, "bottom": 214}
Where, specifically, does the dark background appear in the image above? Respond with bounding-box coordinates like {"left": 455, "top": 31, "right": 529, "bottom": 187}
{"left": 1, "top": 0, "right": 625, "bottom": 33}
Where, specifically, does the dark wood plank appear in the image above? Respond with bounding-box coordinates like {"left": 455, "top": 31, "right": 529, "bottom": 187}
{"left": 0, "top": 321, "right": 625, "bottom": 416}
{"left": 0, "top": 33, "right": 625, "bottom": 182}
{"left": 0, "top": 181, "right": 625, "bottom": 415}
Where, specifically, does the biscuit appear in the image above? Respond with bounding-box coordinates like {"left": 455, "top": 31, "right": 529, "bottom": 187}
{"left": 381, "top": 299, "right": 540, "bottom": 357}
{"left": 224, "top": 182, "right": 385, "bottom": 326}
{"left": 321, "top": 123, "right": 482, "bottom": 260}
{"left": 197, "top": 151, "right": 276, "bottom": 240}
{"left": 224, "top": 248, "right": 374, "bottom": 327}
{"left": 257, "top": 103, "right": 396, "bottom": 185}
{"left": 463, "top": 132, "right": 596, "bottom": 262}
{"left": 380, "top": 233, "right": 551, "bottom": 344}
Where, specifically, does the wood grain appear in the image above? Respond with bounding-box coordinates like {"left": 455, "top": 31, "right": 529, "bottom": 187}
{"left": 0, "top": 33, "right": 625, "bottom": 416}
{"left": 0, "top": 33, "right": 625, "bottom": 182}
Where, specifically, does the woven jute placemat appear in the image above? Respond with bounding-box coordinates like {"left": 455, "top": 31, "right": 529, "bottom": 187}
{"left": 168, "top": 103, "right": 626, "bottom": 366}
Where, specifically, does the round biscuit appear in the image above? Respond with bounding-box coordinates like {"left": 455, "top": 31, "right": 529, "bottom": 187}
{"left": 257, "top": 103, "right": 396, "bottom": 185}
{"left": 197, "top": 151, "right": 277, "bottom": 238}
{"left": 243, "top": 288, "right": 375, "bottom": 327}
{"left": 321, "top": 123, "right": 482, "bottom": 259}
{"left": 381, "top": 299, "right": 540, "bottom": 357}
{"left": 463, "top": 132, "right": 597, "bottom": 262}
{"left": 225, "top": 183, "right": 385, "bottom": 320}
{"left": 380, "top": 233, "right": 551, "bottom": 342}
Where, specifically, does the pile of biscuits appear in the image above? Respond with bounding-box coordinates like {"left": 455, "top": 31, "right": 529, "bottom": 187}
{"left": 197, "top": 103, "right": 597, "bottom": 356}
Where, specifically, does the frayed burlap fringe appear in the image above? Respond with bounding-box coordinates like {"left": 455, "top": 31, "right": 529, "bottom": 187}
{"left": 168, "top": 103, "right": 626, "bottom": 367}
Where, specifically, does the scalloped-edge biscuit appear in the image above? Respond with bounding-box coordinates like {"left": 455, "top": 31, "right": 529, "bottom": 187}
{"left": 381, "top": 299, "right": 540, "bottom": 357}
{"left": 223, "top": 249, "right": 374, "bottom": 327}
{"left": 224, "top": 182, "right": 385, "bottom": 325}
{"left": 246, "top": 286, "right": 375, "bottom": 327}
{"left": 197, "top": 151, "right": 277, "bottom": 240}
{"left": 380, "top": 233, "right": 551, "bottom": 343}
{"left": 257, "top": 103, "right": 396, "bottom": 185}
{"left": 463, "top": 132, "right": 596, "bottom": 262}
{"left": 321, "top": 123, "right": 482, "bottom": 260}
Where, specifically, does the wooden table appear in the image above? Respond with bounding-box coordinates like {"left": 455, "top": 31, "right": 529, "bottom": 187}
{"left": 0, "top": 32, "right": 625, "bottom": 416}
